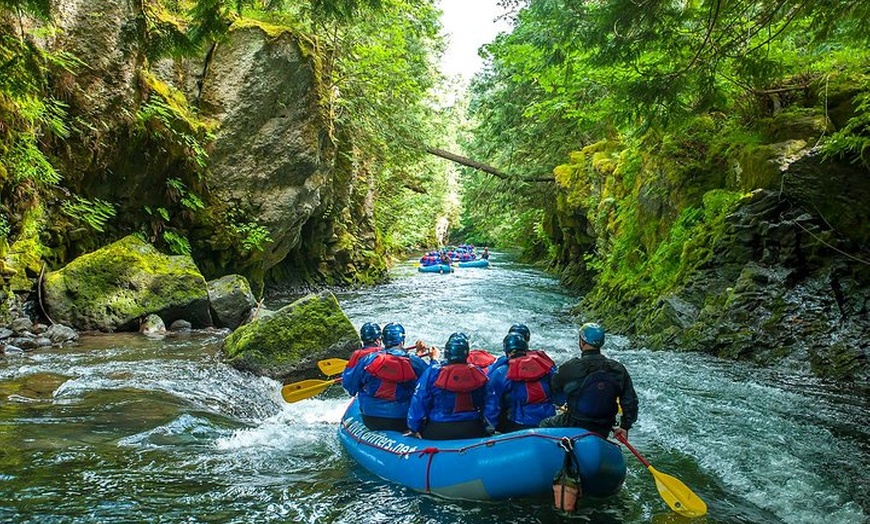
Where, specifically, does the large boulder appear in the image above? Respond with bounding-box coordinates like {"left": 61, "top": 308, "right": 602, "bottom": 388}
{"left": 43, "top": 235, "right": 211, "bottom": 331}
{"left": 222, "top": 291, "right": 360, "bottom": 382}
{"left": 207, "top": 274, "right": 257, "bottom": 330}
{"left": 197, "top": 24, "right": 336, "bottom": 274}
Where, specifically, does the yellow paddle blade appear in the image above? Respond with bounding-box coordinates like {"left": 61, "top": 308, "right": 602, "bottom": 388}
{"left": 281, "top": 379, "right": 337, "bottom": 403}
{"left": 648, "top": 465, "right": 708, "bottom": 518}
{"left": 318, "top": 358, "right": 348, "bottom": 377}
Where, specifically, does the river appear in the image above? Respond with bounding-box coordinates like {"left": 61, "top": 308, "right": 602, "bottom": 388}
{"left": 0, "top": 253, "right": 867, "bottom": 523}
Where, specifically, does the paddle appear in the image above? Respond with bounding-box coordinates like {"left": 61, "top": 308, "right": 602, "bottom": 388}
{"left": 318, "top": 358, "right": 348, "bottom": 376}
{"left": 615, "top": 433, "right": 708, "bottom": 518}
{"left": 281, "top": 377, "right": 342, "bottom": 403}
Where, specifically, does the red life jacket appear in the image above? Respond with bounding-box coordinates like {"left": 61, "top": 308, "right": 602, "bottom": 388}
{"left": 365, "top": 353, "right": 417, "bottom": 400}
{"left": 347, "top": 345, "right": 381, "bottom": 369}
{"left": 506, "top": 351, "right": 555, "bottom": 405}
{"left": 434, "top": 364, "right": 488, "bottom": 413}
{"left": 467, "top": 349, "right": 496, "bottom": 370}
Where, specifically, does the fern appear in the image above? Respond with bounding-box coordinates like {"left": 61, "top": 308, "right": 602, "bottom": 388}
{"left": 823, "top": 90, "right": 870, "bottom": 168}
{"left": 162, "top": 230, "right": 191, "bottom": 255}
{"left": 60, "top": 196, "right": 117, "bottom": 232}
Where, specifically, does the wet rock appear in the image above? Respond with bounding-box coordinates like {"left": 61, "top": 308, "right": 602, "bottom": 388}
{"left": 9, "top": 337, "right": 39, "bottom": 350}
{"left": 169, "top": 319, "right": 192, "bottom": 332}
{"left": 139, "top": 314, "right": 166, "bottom": 337}
{"left": 43, "top": 235, "right": 212, "bottom": 331}
{"left": 0, "top": 328, "right": 12, "bottom": 340}
{"left": 207, "top": 274, "right": 257, "bottom": 330}
{"left": 2, "top": 344, "right": 23, "bottom": 354}
{"left": 10, "top": 317, "right": 33, "bottom": 334}
{"left": 44, "top": 324, "right": 78, "bottom": 345}
{"left": 34, "top": 337, "right": 53, "bottom": 348}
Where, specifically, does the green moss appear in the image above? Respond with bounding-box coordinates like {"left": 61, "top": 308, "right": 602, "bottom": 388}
{"left": 43, "top": 235, "right": 207, "bottom": 330}
{"left": 224, "top": 292, "right": 357, "bottom": 371}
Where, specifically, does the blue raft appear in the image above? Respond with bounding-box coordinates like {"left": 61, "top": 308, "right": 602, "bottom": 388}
{"left": 457, "top": 259, "right": 490, "bottom": 269}
{"left": 418, "top": 264, "right": 453, "bottom": 273}
{"left": 337, "top": 399, "right": 626, "bottom": 501}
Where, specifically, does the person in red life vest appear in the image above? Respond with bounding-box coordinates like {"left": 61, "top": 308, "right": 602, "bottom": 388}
{"left": 341, "top": 322, "right": 383, "bottom": 394}
{"left": 539, "top": 323, "right": 638, "bottom": 440}
{"left": 406, "top": 334, "right": 499, "bottom": 440}
{"left": 415, "top": 332, "right": 494, "bottom": 371}
{"left": 343, "top": 323, "right": 429, "bottom": 432}
{"left": 487, "top": 323, "right": 532, "bottom": 373}
{"left": 487, "top": 333, "right": 563, "bottom": 433}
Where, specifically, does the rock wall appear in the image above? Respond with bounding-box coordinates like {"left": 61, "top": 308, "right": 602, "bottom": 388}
{"left": 551, "top": 108, "right": 870, "bottom": 381}
{"left": 29, "top": 3, "right": 384, "bottom": 292}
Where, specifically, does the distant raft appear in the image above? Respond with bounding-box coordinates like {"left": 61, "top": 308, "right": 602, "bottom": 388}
{"left": 337, "top": 399, "right": 626, "bottom": 501}
{"left": 418, "top": 263, "right": 454, "bottom": 273}
{"left": 457, "top": 259, "right": 490, "bottom": 269}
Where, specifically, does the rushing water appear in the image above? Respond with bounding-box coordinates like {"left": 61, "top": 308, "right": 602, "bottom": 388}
{"left": 1, "top": 253, "right": 867, "bottom": 523}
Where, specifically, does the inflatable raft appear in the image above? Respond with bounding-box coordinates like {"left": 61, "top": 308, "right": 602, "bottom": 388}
{"left": 457, "top": 259, "right": 490, "bottom": 269}
{"left": 418, "top": 263, "right": 453, "bottom": 273}
{"left": 337, "top": 399, "right": 626, "bottom": 501}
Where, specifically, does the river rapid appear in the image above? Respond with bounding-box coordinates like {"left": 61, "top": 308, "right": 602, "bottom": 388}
{"left": 0, "top": 254, "right": 867, "bottom": 523}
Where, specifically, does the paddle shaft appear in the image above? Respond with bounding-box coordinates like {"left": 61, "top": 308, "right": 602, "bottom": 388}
{"left": 615, "top": 433, "right": 652, "bottom": 467}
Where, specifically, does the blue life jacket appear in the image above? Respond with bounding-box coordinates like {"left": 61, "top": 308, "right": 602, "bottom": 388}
{"left": 345, "top": 348, "right": 426, "bottom": 420}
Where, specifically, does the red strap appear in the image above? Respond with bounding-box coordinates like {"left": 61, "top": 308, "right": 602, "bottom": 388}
{"left": 347, "top": 346, "right": 380, "bottom": 369}
{"left": 467, "top": 349, "right": 496, "bottom": 368}
{"left": 507, "top": 352, "right": 554, "bottom": 381}
{"left": 365, "top": 353, "right": 417, "bottom": 382}
{"left": 434, "top": 364, "right": 488, "bottom": 393}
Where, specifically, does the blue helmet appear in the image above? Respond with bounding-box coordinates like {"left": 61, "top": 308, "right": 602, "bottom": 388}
{"left": 508, "top": 323, "right": 531, "bottom": 342}
{"left": 579, "top": 323, "right": 605, "bottom": 347}
{"left": 444, "top": 334, "right": 470, "bottom": 364}
{"left": 503, "top": 333, "right": 528, "bottom": 357}
{"left": 448, "top": 332, "right": 468, "bottom": 343}
{"left": 382, "top": 323, "right": 406, "bottom": 348}
{"left": 359, "top": 322, "right": 381, "bottom": 345}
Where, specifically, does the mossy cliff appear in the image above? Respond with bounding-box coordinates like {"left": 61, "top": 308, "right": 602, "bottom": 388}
{"left": 547, "top": 86, "right": 870, "bottom": 381}
{"left": 0, "top": 1, "right": 387, "bottom": 319}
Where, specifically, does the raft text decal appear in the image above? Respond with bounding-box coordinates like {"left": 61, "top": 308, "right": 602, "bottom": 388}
{"left": 346, "top": 419, "right": 419, "bottom": 456}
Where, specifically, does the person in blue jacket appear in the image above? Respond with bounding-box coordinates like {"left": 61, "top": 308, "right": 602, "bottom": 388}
{"left": 407, "top": 334, "right": 499, "bottom": 440}
{"left": 487, "top": 323, "right": 533, "bottom": 374}
{"left": 343, "top": 322, "right": 429, "bottom": 432}
{"left": 341, "top": 322, "right": 383, "bottom": 394}
{"left": 488, "top": 333, "right": 562, "bottom": 432}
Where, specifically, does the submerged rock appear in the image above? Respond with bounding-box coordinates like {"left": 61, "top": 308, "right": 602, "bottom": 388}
{"left": 222, "top": 291, "right": 359, "bottom": 382}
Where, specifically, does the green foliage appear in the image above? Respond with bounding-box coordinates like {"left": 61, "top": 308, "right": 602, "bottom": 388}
{"left": 135, "top": 75, "right": 214, "bottom": 171}
{"left": 229, "top": 220, "right": 273, "bottom": 254}
{"left": 824, "top": 85, "right": 870, "bottom": 168}
{"left": 162, "top": 229, "right": 191, "bottom": 255}
{"left": 60, "top": 196, "right": 117, "bottom": 233}
{"left": 165, "top": 178, "right": 205, "bottom": 211}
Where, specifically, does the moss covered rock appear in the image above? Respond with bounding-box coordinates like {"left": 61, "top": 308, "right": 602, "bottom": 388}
{"left": 222, "top": 291, "right": 360, "bottom": 382}
{"left": 43, "top": 235, "right": 211, "bottom": 331}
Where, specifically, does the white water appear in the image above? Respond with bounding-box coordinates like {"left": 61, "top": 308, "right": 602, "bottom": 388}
{"left": 0, "top": 253, "right": 866, "bottom": 523}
